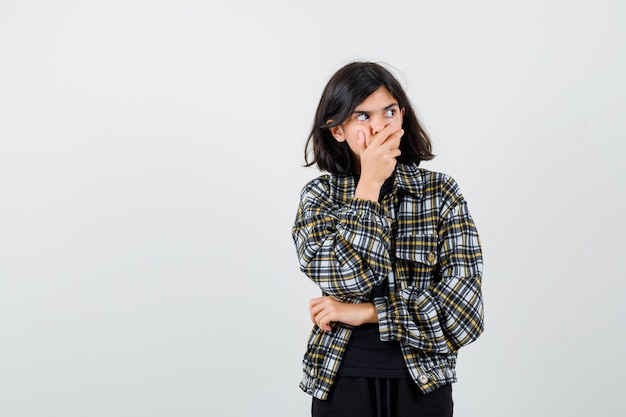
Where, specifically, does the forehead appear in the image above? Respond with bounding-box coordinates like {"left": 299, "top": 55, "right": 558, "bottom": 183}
{"left": 354, "top": 87, "right": 398, "bottom": 111}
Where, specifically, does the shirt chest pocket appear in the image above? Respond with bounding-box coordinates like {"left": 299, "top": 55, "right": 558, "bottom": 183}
{"left": 394, "top": 234, "right": 439, "bottom": 289}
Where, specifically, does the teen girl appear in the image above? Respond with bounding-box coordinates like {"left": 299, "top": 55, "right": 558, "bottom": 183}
{"left": 292, "top": 62, "right": 484, "bottom": 417}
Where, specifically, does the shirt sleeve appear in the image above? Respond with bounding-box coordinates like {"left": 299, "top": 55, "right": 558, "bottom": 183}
{"left": 292, "top": 177, "right": 393, "bottom": 299}
{"left": 374, "top": 180, "right": 484, "bottom": 353}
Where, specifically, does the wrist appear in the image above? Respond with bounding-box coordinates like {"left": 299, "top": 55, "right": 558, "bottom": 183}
{"left": 361, "top": 302, "right": 378, "bottom": 324}
{"left": 354, "top": 180, "right": 383, "bottom": 201}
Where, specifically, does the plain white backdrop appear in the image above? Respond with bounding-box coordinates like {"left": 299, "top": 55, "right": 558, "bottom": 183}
{"left": 1, "top": 1, "right": 625, "bottom": 416}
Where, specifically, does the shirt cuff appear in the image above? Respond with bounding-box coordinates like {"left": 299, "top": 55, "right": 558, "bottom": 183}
{"left": 341, "top": 198, "right": 392, "bottom": 239}
{"left": 373, "top": 296, "right": 394, "bottom": 342}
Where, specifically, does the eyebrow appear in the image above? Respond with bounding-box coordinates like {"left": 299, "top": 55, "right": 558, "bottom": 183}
{"left": 353, "top": 103, "right": 400, "bottom": 115}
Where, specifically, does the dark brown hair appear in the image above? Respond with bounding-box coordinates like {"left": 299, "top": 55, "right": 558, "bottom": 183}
{"left": 305, "top": 62, "right": 434, "bottom": 175}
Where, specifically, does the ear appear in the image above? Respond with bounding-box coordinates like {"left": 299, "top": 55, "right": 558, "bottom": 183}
{"left": 329, "top": 125, "right": 345, "bottom": 142}
{"left": 401, "top": 108, "right": 405, "bottom": 117}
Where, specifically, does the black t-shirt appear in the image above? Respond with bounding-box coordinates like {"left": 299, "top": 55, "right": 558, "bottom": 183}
{"left": 338, "top": 175, "right": 409, "bottom": 378}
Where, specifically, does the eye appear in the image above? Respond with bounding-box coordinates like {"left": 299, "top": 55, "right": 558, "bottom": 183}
{"left": 385, "top": 109, "right": 396, "bottom": 117}
{"left": 356, "top": 113, "right": 369, "bottom": 121}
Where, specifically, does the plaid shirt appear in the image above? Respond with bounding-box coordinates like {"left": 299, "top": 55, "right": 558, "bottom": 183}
{"left": 292, "top": 162, "right": 484, "bottom": 400}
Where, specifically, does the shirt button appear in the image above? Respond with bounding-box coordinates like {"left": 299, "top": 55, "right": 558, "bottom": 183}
{"left": 426, "top": 252, "right": 436, "bottom": 264}
{"left": 418, "top": 375, "right": 429, "bottom": 384}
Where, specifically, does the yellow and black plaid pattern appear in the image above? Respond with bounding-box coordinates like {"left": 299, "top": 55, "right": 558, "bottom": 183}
{"left": 292, "top": 163, "right": 484, "bottom": 400}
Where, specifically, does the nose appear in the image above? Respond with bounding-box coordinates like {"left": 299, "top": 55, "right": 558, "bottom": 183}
{"left": 371, "top": 117, "right": 386, "bottom": 135}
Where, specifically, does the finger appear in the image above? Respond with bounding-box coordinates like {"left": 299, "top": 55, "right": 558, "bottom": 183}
{"left": 309, "top": 297, "right": 323, "bottom": 307}
{"left": 316, "top": 313, "right": 333, "bottom": 332}
{"left": 310, "top": 296, "right": 330, "bottom": 310}
{"left": 367, "top": 124, "right": 393, "bottom": 147}
{"left": 309, "top": 301, "right": 325, "bottom": 321}
{"left": 311, "top": 302, "right": 329, "bottom": 322}
{"left": 316, "top": 322, "right": 332, "bottom": 332}
{"left": 315, "top": 302, "right": 337, "bottom": 323}
{"left": 312, "top": 302, "right": 332, "bottom": 320}
{"left": 313, "top": 312, "right": 329, "bottom": 331}
{"left": 309, "top": 302, "right": 326, "bottom": 318}
{"left": 380, "top": 133, "right": 403, "bottom": 156}
{"left": 310, "top": 297, "right": 337, "bottom": 332}
{"left": 358, "top": 130, "right": 367, "bottom": 151}
{"left": 309, "top": 297, "right": 325, "bottom": 322}
{"left": 381, "top": 127, "right": 404, "bottom": 147}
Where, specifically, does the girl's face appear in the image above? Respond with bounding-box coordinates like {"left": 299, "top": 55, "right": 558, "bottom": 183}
{"left": 330, "top": 86, "right": 404, "bottom": 165}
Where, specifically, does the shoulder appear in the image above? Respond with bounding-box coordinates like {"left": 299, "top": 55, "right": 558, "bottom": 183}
{"left": 299, "top": 174, "right": 332, "bottom": 198}
{"left": 398, "top": 163, "right": 463, "bottom": 202}
{"left": 423, "top": 169, "right": 462, "bottom": 198}
{"left": 299, "top": 173, "right": 355, "bottom": 204}
{"left": 418, "top": 169, "right": 469, "bottom": 220}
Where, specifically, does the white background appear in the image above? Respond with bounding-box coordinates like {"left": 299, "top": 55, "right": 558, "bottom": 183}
{"left": 1, "top": 1, "right": 625, "bottom": 416}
